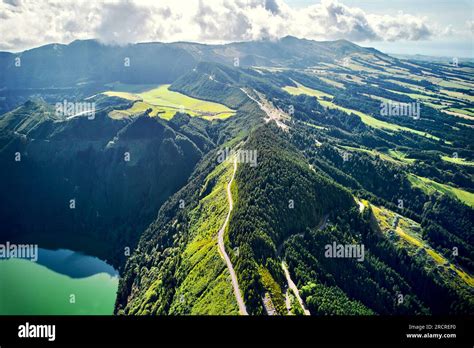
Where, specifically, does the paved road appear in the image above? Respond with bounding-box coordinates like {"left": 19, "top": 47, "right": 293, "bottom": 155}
{"left": 280, "top": 214, "right": 329, "bottom": 315}
{"left": 217, "top": 158, "right": 248, "bottom": 315}
{"left": 282, "top": 262, "right": 311, "bottom": 315}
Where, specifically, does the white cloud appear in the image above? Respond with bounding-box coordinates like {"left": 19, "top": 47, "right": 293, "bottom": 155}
{"left": 0, "top": 0, "right": 437, "bottom": 51}
{"left": 367, "top": 11, "right": 431, "bottom": 41}
{"left": 467, "top": 20, "right": 474, "bottom": 33}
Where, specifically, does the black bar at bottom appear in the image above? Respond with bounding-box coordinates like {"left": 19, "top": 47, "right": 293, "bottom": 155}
{"left": 0, "top": 315, "right": 471, "bottom": 346}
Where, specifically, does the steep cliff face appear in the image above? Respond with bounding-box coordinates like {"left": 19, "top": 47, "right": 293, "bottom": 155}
{"left": 0, "top": 101, "right": 214, "bottom": 266}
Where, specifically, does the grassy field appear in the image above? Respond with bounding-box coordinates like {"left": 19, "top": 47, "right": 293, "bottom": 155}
{"left": 167, "top": 160, "right": 239, "bottom": 314}
{"left": 446, "top": 108, "right": 474, "bottom": 118}
{"left": 107, "top": 101, "right": 165, "bottom": 119}
{"left": 423, "top": 101, "right": 446, "bottom": 110}
{"left": 440, "top": 89, "right": 474, "bottom": 102}
{"left": 435, "top": 79, "right": 472, "bottom": 90}
{"left": 319, "top": 76, "right": 345, "bottom": 89}
{"left": 282, "top": 80, "right": 441, "bottom": 141}
{"left": 371, "top": 204, "right": 473, "bottom": 288}
{"left": 385, "top": 88, "right": 456, "bottom": 112}
{"left": 387, "top": 150, "right": 416, "bottom": 163}
{"left": 103, "top": 91, "right": 142, "bottom": 101}
{"left": 443, "top": 109, "right": 474, "bottom": 121}
{"left": 301, "top": 121, "right": 328, "bottom": 130}
{"left": 104, "top": 85, "right": 236, "bottom": 121}
{"left": 319, "top": 99, "right": 441, "bottom": 141}
{"left": 388, "top": 89, "right": 439, "bottom": 102}
{"left": 385, "top": 75, "right": 474, "bottom": 111}
{"left": 344, "top": 61, "right": 378, "bottom": 73}
{"left": 340, "top": 146, "right": 402, "bottom": 164}
{"left": 283, "top": 81, "right": 333, "bottom": 99}
{"left": 386, "top": 79, "right": 440, "bottom": 97}
{"left": 408, "top": 174, "right": 474, "bottom": 207}
{"left": 441, "top": 155, "right": 474, "bottom": 166}
{"left": 258, "top": 265, "right": 286, "bottom": 315}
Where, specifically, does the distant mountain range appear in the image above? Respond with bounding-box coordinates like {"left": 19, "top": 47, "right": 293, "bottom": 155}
{"left": 0, "top": 36, "right": 387, "bottom": 89}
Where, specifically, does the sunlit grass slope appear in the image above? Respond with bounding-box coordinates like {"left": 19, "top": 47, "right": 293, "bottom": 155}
{"left": 105, "top": 85, "right": 235, "bottom": 121}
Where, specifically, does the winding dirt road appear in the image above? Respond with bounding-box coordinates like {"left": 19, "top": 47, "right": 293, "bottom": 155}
{"left": 217, "top": 158, "right": 248, "bottom": 315}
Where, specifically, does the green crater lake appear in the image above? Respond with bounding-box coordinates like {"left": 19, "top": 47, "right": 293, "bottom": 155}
{"left": 0, "top": 249, "right": 119, "bottom": 315}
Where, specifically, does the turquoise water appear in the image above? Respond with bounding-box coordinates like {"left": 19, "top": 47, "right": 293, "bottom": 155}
{"left": 0, "top": 248, "right": 119, "bottom": 315}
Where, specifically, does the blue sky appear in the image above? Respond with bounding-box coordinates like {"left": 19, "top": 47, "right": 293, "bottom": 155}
{"left": 287, "top": 0, "right": 473, "bottom": 57}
